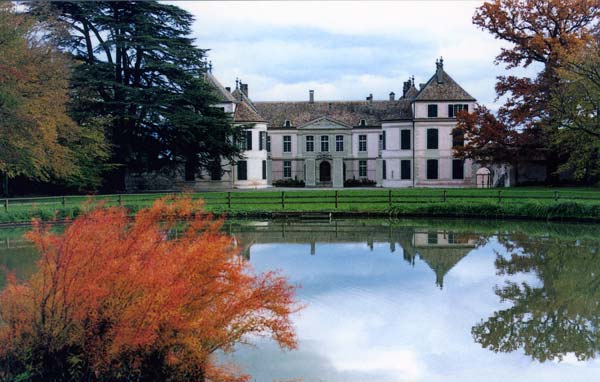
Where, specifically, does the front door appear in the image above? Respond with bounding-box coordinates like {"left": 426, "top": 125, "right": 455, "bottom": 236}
{"left": 319, "top": 161, "right": 331, "bottom": 182}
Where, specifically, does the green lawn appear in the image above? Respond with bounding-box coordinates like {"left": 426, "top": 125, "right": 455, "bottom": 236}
{"left": 0, "top": 187, "right": 599, "bottom": 223}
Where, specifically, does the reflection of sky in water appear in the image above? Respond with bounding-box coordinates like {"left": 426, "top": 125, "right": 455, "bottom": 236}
{"left": 230, "top": 238, "right": 600, "bottom": 382}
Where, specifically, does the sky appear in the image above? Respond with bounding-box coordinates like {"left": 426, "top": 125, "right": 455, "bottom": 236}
{"left": 173, "top": 1, "right": 523, "bottom": 108}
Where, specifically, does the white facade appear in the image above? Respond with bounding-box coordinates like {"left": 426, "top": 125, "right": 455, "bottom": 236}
{"left": 193, "top": 59, "right": 482, "bottom": 190}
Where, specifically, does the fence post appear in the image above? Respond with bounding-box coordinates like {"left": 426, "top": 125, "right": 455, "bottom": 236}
{"left": 443, "top": 189, "right": 447, "bottom": 203}
{"left": 554, "top": 191, "right": 559, "bottom": 202}
{"left": 281, "top": 191, "right": 285, "bottom": 209}
{"left": 118, "top": 194, "right": 122, "bottom": 206}
{"left": 388, "top": 189, "right": 392, "bottom": 206}
{"left": 335, "top": 190, "right": 339, "bottom": 209}
{"left": 3, "top": 199, "right": 7, "bottom": 212}
{"left": 227, "top": 192, "right": 232, "bottom": 208}
{"left": 498, "top": 190, "right": 502, "bottom": 205}
{"left": 62, "top": 196, "right": 66, "bottom": 206}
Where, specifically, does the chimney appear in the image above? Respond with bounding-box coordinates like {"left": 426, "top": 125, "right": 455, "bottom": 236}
{"left": 366, "top": 93, "right": 373, "bottom": 103}
{"left": 309, "top": 89, "right": 314, "bottom": 103}
{"left": 240, "top": 82, "right": 248, "bottom": 96}
{"left": 436, "top": 57, "right": 444, "bottom": 84}
{"left": 389, "top": 91, "right": 395, "bottom": 101}
{"left": 225, "top": 86, "right": 231, "bottom": 92}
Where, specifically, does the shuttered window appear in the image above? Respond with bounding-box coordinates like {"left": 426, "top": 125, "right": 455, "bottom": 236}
{"left": 401, "top": 160, "right": 411, "bottom": 180}
{"left": 237, "top": 161, "right": 247, "bottom": 180}
{"left": 427, "top": 159, "right": 438, "bottom": 180}
{"left": 401, "top": 130, "right": 411, "bottom": 150}
{"left": 427, "top": 129, "right": 438, "bottom": 149}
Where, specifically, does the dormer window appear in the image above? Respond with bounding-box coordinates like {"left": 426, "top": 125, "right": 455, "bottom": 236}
{"left": 359, "top": 119, "right": 366, "bottom": 126}
{"left": 284, "top": 120, "right": 291, "bottom": 128}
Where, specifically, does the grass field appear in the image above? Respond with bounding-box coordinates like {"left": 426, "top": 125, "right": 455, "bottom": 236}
{"left": 1, "top": 187, "right": 600, "bottom": 223}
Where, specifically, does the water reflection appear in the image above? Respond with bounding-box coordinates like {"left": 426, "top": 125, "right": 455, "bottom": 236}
{"left": 473, "top": 231, "right": 600, "bottom": 362}
{"left": 2, "top": 219, "right": 600, "bottom": 381}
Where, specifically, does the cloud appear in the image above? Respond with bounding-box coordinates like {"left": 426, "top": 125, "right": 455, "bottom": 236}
{"left": 173, "top": 0, "right": 523, "bottom": 107}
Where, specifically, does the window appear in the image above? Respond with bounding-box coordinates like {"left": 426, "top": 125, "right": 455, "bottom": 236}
{"left": 401, "top": 160, "right": 411, "bottom": 180}
{"left": 262, "top": 160, "right": 267, "bottom": 180}
{"left": 244, "top": 130, "right": 252, "bottom": 150}
{"left": 237, "top": 161, "right": 247, "bottom": 181}
{"left": 379, "top": 131, "right": 386, "bottom": 150}
{"left": 283, "top": 135, "right": 291, "bottom": 153}
{"left": 283, "top": 160, "right": 292, "bottom": 178}
{"left": 428, "top": 104, "right": 438, "bottom": 118}
{"left": 427, "top": 159, "right": 438, "bottom": 179}
{"left": 452, "top": 129, "right": 464, "bottom": 147}
{"left": 428, "top": 231, "right": 438, "bottom": 245}
{"left": 359, "top": 119, "right": 366, "bottom": 126}
{"left": 259, "top": 131, "right": 265, "bottom": 150}
{"left": 452, "top": 159, "right": 464, "bottom": 180}
{"left": 359, "top": 135, "right": 367, "bottom": 152}
{"left": 266, "top": 135, "right": 271, "bottom": 152}
{"left": 359, "top": 160, "right": 367, "bottom": 177}
{"left": 306, "top": 135, "right": 314, "bottom": 152}
{"left": 448, "top": 232, "right": 460, "bottom": 244}
{"left": 210, "top": 160, "right": 222, "bottom": 181}
{"left": 336, "top": 135, "right": 344, "bottom": 152}
{"left": 284, "top": 120, "right": 291, "bottom": 128}
{"left": 321, "top": 135, "right": 329, "bottom": 152}
{"left": 448, "top": 104, "right": 469, "bottom": 118}
{"left": 382, "top": 160, "right": 387, "bottom": 180}
{"left": 401, "top": 129, "right": 411, "bottom": 150}
{"left": 427, "top": 129, "right": 438, "bottom": 149}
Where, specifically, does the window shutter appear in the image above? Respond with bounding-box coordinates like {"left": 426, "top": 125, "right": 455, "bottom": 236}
{"left": 448, "top": 104, "right": 454, "bottom": 118}
{"left": 245, "top": 130, "right": 252, "bottom": 150}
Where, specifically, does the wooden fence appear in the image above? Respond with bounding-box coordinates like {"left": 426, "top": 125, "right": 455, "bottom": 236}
{"left": 2, "top": 189, "right": 600, "bottom": 212}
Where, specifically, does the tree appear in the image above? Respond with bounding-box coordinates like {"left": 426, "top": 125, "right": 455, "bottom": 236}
{"left": 29, "top": 1, "right": 242, "bottom": 190}
{"left": 0, "top": 3, "right": 110, "bottom": 194}
{"left": 549, "top": 37, "right": 600, "bottom": 183}
{"left": 456, "top": 0, "right": 600, "bottom": 182}
{"left": 0, "top": 197, "right": 299, "bottom": 382}
{"left": 472, "top": 231, "right": 600, "bottom": 362}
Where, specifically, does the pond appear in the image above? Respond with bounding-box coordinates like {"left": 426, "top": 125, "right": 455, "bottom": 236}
{"left": 2, "top": 218, "right": 600, "bottom": 381}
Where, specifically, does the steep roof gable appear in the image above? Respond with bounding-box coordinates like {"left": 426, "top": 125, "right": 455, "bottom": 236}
{"left": 415, "top": 59, "right": 475, "bottom": 102}
{"left": 204, "top": 72, "right": 236, "bottom": 103}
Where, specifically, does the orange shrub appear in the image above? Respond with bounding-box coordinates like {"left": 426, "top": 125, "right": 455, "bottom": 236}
{"left": 0, "top": 197, "right": 299, "bottom": 382}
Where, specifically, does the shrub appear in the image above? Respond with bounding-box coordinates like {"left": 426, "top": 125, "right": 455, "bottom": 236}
{"left": 273, "top": 178, "right": 305, "bottom": 187}
{"left": 344, "top": 178, "right": 377, "bottom": 187}
{"left": 0, "top": 197, "right": 299, "bottom": 382}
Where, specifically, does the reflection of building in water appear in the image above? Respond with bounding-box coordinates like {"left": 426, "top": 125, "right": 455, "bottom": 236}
{"left": 412, "top": 230, "right": 476, "bottom": 289}
{"left": 229, "top": 220, "right": 477, "bottom": 288}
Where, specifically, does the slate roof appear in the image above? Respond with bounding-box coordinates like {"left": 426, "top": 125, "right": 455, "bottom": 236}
{"left": 204, "top": 72, "right": 236, "bottom": 103}
{"left": 234, "top": 99, "right": 266, "bottom": 122}
{"left": 415, "top": 70, "right": 476, "bottom": 102}
{"left": 232, "top": 88, "right": 266, "bottom": 123}
{"left": 254, "top": 99, "right": 413, "bottom": 128}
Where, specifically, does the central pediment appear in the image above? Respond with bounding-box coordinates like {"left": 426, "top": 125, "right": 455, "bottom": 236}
{"left": 298, "top": 116, "right": 352, "bottom": 130}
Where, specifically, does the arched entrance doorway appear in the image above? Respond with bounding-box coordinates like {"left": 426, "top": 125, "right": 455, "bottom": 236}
{"left": 476, "top": 167, "right": 491, "bottom": 188}
{"left": 319, "top": 161, "right": 331, "bottom": 182}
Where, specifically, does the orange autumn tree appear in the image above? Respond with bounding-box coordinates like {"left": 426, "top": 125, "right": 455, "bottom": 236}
{"left": 0, "top": 197, "right": 299, "bottom": 382}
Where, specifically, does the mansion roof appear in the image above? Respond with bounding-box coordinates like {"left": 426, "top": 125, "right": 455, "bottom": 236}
{"left": 206, "top": 57, "right": 475, "bottom": 127}
{"left": 253, "top": 99, "right": 413, "bottom": 128}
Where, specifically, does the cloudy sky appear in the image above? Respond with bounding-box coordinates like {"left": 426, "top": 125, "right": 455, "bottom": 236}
{"left": 174, "top": 1, "right": 524, "bottom": 107}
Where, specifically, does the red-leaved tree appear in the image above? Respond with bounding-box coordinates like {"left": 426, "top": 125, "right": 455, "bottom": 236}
{"left": 0, "top": 197, "right": 299, "bottom": 382}
{"left": 455, "top": 0, "right": 600, "bottom": 182}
